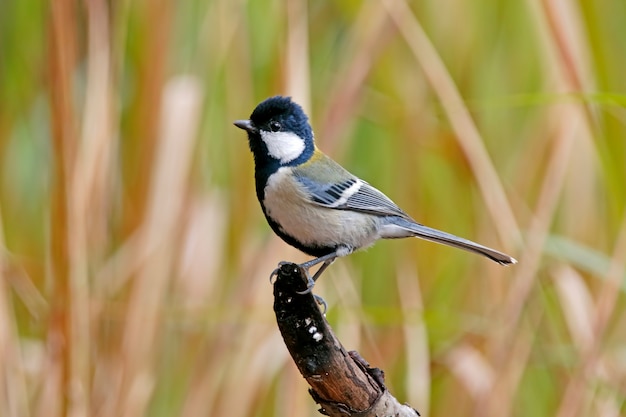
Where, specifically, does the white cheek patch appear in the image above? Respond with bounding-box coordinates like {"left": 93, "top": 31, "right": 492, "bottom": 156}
{"left": 260, "top": 130, "right": 306, "bottom": 164}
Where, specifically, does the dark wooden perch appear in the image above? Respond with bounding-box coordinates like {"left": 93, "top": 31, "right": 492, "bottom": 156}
{"left": 273, "top": 262, "right": 420, "bottom": 417}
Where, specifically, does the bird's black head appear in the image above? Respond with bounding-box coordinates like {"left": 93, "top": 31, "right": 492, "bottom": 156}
{"left": 234, "top": 96, "right": 315, "bottom": 169}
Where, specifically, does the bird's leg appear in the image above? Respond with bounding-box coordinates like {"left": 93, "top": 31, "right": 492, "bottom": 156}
{"left": 296, "top": 255, "right": 337, "bottom": 295}
{"left": 293, "top": 260, "right": 334, "bottom": 312}
{"left": 270, "top": 246, "right": 352, "bottom": 295}
{"left": 310, "top": 257, "right": 336, "bottom": 283}
{"left": 267, "top": 255, "right": 334, "bottom": 289}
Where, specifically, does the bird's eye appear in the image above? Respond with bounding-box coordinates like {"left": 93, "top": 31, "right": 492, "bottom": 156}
{"left": 269, "top": 121, "right": 282, "bottom": 132}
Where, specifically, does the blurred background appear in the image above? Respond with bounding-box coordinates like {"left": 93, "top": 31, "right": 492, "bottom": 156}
{"left": 1, "top": 0, "right": 625, "bottom": 416}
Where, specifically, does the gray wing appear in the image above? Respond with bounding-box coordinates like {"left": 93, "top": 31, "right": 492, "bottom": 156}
{"left": 293, "top": 169, "right": 517, "bottom": 265}
{"left": 295, "top": 174, "right": 412, "bottom": 219}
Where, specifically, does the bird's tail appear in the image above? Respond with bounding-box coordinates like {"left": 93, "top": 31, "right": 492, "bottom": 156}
{"left": 386, "top": 218, "right": 517, "bottom": 265}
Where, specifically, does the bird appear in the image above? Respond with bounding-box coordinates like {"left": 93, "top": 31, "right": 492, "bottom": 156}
{"left": 234, "top": 96, "right": 516, "bottom": 292}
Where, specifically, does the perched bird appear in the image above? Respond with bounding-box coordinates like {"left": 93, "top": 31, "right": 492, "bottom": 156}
{"left": 234, "top": 96, "right": 516, "bottom": 291}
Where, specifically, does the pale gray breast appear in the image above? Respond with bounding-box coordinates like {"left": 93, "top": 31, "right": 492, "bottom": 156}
{"left": 263, "top": 167, "right": 381, "bottom": 250}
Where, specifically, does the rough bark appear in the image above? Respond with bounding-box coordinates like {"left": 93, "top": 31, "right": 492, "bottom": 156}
{"left": 273, "top": 262, "right": 420, "bottom": 416}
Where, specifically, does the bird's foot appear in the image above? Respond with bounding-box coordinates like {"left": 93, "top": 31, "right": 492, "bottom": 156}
{"left": 295, "top": 269, "right": 316, "bottom": 295}
{"left": 269, "top": 261, "right": 326, "bottom": 313}
{"left": 269, "top": 261, "right": 292, "bottom": 284}
{"left": 270, "top": 261, "right": 316, "bottom": 293}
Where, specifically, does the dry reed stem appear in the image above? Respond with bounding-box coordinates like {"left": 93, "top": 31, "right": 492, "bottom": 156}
{"left": 286, "top": 0, "right": 311, "bottom": 112}
{"left": 553, "top": 266, "right": 595, "bottom": 350}
{"left": 485, "top": 0, "right": 598, "bottom": 414}
{"left": 121, "top": 0, "right": 172, "bottom": 238}
{"left": 330, "top": 262, "right": 365, "bottom": 361}
{"left": 118, "top": 77, "right": 202, "bottom": 417}
{"left": 397, "top": 262, "right": 430, "bottom": 415}
{"left": 446, "top": 344, "right": 495, "bottom": 400}
{"left": 79, "top": 0, "right": 116, "bottom": 260}
{"left": 45, "top": 1, "right": 79, "bottom": 416}
{"left": 102, "top": 1, "right": 173, "bottom": 414}
{"left": 0, "top": 207, "right": 30, "bottom": 417}
{"left": 498, "top": 102, "right": 576, "bottom": 336}
{"left": 556, "top": 214, "right": 626, "bottom": 417}
{"left": 320, "top": 2, "right": 393, "bottom": 154}
{"left": 382, "top": 0, "right": 520, "bottom": 249}
{"left": 181, "top": 232, "right": 294, "bottom": 415}
{"left": 176, "top": 196, "right": 228, "bottom": 309}
{"left": 65, "top": 1, "right": 114, "bottom": 416}
{"left": 207, "top": 239, "right": 309, "bottom": 415}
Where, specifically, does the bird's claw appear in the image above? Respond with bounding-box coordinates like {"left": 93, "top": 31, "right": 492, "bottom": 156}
{"left": 313, "top": 294, "right": 327, "bottom": 315}
{"left": 269, "top": 261, "right": 292, "bottom": 284}
{"left": 269, "top": 267, "right": 280, "bottom": 284}
{"left": 295, "top": 270, "right": 315, "bottom": 295}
